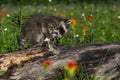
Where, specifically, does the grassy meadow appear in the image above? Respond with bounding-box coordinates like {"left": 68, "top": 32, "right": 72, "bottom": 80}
{"left": 0, "top": 3, "right": 120, "bottom": 54}
{"left": 0, "top": 2, "right": 120, "bottom": 80}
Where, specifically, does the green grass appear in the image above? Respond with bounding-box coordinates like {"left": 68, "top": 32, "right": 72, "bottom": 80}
{"left": 0, "top": 3, "right": 120, "bottom": 79}
{"left": 0, "top": 3, "right": 120, "bottom": 54}
{"left": 0, "top": 70, "right": 6, "bottom": 76}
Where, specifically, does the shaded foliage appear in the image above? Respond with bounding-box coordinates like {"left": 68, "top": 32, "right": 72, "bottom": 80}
{"left": 0, "top": 0, "right": 119, "bottom": 5}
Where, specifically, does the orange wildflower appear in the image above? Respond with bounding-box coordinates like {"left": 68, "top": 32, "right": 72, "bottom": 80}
{"left": 1, "top": 13, "right": 6, "bottom": 17}
{"left": 82, "top": 26, "right": 87, "bottom": 31}
{"left": 71, "top": 18, "right": 77, "bottom": 25}
{"left": 61, "top": 13, "right": 66, "bottom": 17}
{"left": 87, "top": 14, "right": 92, "bottom": 20}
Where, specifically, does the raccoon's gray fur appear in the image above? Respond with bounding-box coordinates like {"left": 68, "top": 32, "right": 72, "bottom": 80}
{"left": 19, "top": 14, "right": 70, "bottom": 53}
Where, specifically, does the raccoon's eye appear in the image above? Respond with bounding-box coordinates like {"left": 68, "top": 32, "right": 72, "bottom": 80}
{"left": 59, "top": 27, "right": 65, "bottom": 35}
{"left": 54, "top": 32, "right": 58, "bottom": 35}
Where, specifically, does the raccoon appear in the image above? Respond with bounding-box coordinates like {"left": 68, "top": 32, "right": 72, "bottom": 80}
{"left": 19, "top": 14, "right": 70, "bottom": 53}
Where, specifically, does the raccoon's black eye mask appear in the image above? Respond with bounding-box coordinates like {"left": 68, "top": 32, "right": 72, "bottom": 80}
{"left": 59, "top": 27, "right": 65, "bottom": 35}
{"left": 53, "top": 32, "right": 58, "bottom": 35}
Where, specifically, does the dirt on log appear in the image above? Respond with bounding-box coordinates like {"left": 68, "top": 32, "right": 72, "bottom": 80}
{"left": 0, "top": 42, "right": 120, "bottom": 80}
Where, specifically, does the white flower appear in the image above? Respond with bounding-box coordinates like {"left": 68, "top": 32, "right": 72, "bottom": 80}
{"left": 49, "top": 0, "right": 52, "bottom": 2}
{"left": 4, "top": 28, "right": 7, "bottom": 31}
{"left": 6, "top": 14, "right": 10, "bottom": 17}
{"left": 74, "top": 34, "right": 79, "bottom": 38}
{"left": 118, "top": 16, "right": 120, "bottom": 19}
{"left": 54, "top": 8, "right": 57, "bottom": 11}
{"left": 81, "top": 13, "right": 85, "bottom": 17}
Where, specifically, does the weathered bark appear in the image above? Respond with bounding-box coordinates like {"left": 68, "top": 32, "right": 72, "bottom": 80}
{"left": 0, "top": 42, "right": 120, "bottom": 80}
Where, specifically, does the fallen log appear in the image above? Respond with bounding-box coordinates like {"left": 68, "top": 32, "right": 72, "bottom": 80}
{"left": 0, "top": 42, "right": 120, "bottom": 80}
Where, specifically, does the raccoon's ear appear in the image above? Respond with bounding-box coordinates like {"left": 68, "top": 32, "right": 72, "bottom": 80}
{"left": 64, "top": 20, "right": 71, "bottom": 24}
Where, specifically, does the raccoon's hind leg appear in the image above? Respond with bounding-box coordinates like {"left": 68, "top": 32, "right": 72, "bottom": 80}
{"left": 32, "top": 34, "right": 45, "bottom": 47}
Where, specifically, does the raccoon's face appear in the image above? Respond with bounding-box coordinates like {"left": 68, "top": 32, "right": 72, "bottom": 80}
{"left": 52, "top": 20, "right": 70, "bottom": 38}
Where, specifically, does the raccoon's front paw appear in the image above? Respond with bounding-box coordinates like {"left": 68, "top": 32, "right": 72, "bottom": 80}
{"left": 48, "top": 46, "right": 55, "bottom": 52}
{"left": 48, "top": 47, "right": 60, "bottom": 54}
{"left": 53, "top": 48, "right": 60, "bottom": 54}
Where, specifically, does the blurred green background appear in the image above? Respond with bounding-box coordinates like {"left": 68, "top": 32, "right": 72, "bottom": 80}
{"left": 0, "top": 0, "right": 120, "bottom": 54}
{"left": 0, "top": 0, "right": 120, "bottom": 5}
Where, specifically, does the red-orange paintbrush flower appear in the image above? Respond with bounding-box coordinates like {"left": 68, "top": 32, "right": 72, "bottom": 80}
{"left": 43, "top": 60, "right": 52, "bottom": 71}
{"left": 65, "top": 61, "right": 78, "bottom": 76}
{"left": 87, "top": 14, "right": 92, "bottom": 20}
